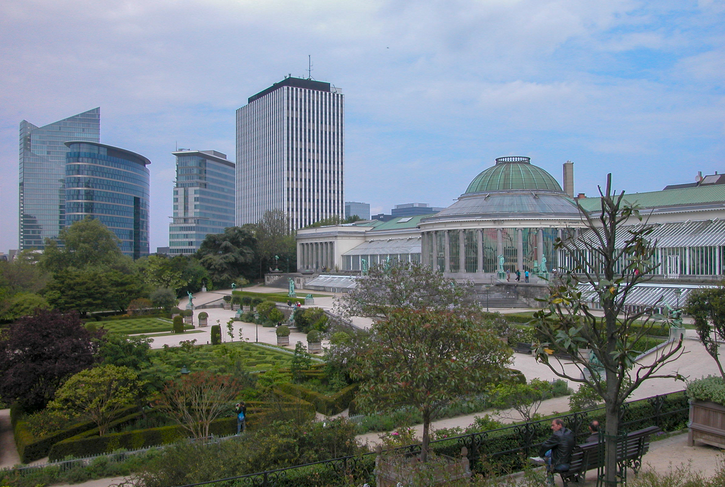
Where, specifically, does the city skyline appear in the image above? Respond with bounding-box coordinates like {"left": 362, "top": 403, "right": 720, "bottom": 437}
{"left": 1, "top": 1, "right": 723, "bottom": 254}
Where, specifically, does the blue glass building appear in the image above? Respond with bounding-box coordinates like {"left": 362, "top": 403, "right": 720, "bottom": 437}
{"left": 19, "top": 108, "right": 100, "bottom": 250}
{"left": 169, "top": 150, "right": 235, "bottom": 255}
{"left": 64, "top": 142, "right": 151, "bottom": 259}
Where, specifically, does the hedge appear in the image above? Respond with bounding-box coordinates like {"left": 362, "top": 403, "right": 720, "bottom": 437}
{"left": 13, "top": 406, "right": 139, "bottom": 463}
{"left": 276, "top": 383, "right": 359, "bottom": 416}
{"left": 48, "top": 397, "right": 317, "bottom": 461}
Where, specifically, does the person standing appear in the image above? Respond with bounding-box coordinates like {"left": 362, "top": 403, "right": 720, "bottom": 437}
{"left": 539, "top": 418, "right": 575, "bottom": 485}
{"left": 235, "top": 401, "right": 247, "bottom": 434}
{"left": 525, "top": 270, "right": 530, "bottom": 282}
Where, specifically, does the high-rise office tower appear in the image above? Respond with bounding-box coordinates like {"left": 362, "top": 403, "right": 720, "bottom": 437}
{"left": 65, "top": 142, "right": 150, "bottom": 259}
{"left": 169, "top": 150, "right": 235, "bottom": 255}
{"left": 236, "top": 77, "right": 344, "bottom": 230}
{"left": 19, "top": 108, "right": 100, "bottom": 250}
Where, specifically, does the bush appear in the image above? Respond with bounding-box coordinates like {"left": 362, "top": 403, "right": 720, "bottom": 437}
{"left": 172, "top": 316, "right": 184, "bottom": 334}
{"left": 171, "top": 307, "right": 181, "bottom": 315}
{"left": 198, "top": 312, "right": 208, "bottom": 319}
{"left": 231, "top": 296, "right": 242, "bottom": 305}
{"left": 251, "top": 297, "right": 264, "bottom": 307}
{"left": 242, "top": 296, "right": 252, "bottom": 307}
{"left": 569, "top": 383, "right": 603, "bottom": 411}
{"left": 211, "top": 325, "right": 222, "bottom": 345}
{"left": 276, "top": 325, "right": 291, "bottom": 337}
{"left": 294, "top": 307, "right": 329, "bottom": 334}
{"left": 127, "top": 298, "right": 154, "bottom": 316}
{"left": 687, "top": 375, "right": 725, "bottom": 405}
{"left": 307, "top": 330, "right": 322, "bottom": 343}
{"left": 223, "top": 295, "right": 232, "bottom": 303}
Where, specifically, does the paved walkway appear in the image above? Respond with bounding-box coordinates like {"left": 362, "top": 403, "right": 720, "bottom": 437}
{"left": 2, "top": 287, "right": 723, "bottom": 485}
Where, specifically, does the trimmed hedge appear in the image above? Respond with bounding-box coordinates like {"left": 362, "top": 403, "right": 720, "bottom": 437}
{"left": 13, "top": 406, "right": 139, "bottom": 463}
{"left": 47, "top": 396, "right": 318, "bottom": 461}
{"left": 276, "top": 383, "right": 358, "bottom": 416}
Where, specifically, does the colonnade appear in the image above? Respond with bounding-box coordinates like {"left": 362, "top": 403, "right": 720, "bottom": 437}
{"left": 420, "top": 227, "right": 562, "bottom": 275}
{"left": 298, "top": 241, "right": 336, "bottom": 271}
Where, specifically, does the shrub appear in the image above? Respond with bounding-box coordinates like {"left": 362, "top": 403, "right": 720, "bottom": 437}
{"left": 687, "top": 375, "right": 725, "bottom": 405}
{"left": 294, "top": 307, "right": 329, "bottom": 333}
{"left": 242, "top": 296, "right": 252, "bottom": 307}
{"left": 181, "top": 309, "right": 193, "bottom": 317}
{"left": 231, "top": 295, "right": 242, "bottom": 305}
{"left": 127, "top": 298, "right": 154, "bottom": 316}
{"left": 172, "top": 316, "right": 184, "bottom": 334}
{"left": 198, "top": 312, "right": 208, "bottom": 319}
{"left": 276, "top": 325, "right": 291, "bottom": 337}
{"left": 307, "top": 330, "right": 322, "bottom": 343}
{"left": 170, "top": 307, "right": 181, "bottom": 315}
{"left": 211, "top": 325, "right": 222, "bottom": 345}
{"left": 223, "top": 295, "right": 232, "bottom": 303}
{"left": 569, "top": 383, "right": 603, "bottom": 412}
{"left": 251, "top": 297, "right": 264, "bottom": 307}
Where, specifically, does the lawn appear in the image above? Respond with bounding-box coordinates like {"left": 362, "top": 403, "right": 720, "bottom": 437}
{"left": 96, "top": 317, "right": 190, "bottom": 334}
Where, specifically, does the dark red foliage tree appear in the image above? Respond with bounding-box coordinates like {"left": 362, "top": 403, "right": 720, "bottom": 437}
{"left": 0, "top": 309, "right": 102, "bottom": 411}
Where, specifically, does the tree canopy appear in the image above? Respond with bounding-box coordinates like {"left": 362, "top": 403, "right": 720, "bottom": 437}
{"left": 351, "top": 307, "right": 512, "bottom": 462}
{"left": 686, "top": 285, "right": 725, "bottom": 379}
{"left": 0, "top": 309, "right": 102, "bottom": 411}
{"left": 197, "top": 227, "right": 256, "bottom": 287}
{"left": 40, "top": 217, "right": 132, "bottom": 273}
{"left": 336, "top": 261, "right": 475, "bottom": 320}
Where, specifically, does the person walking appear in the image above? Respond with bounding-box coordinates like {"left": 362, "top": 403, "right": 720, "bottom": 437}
{"left": 515, "top": 270, "right": 521, "bottom": 282}
{"left": 525, "top": 270, "right": 530, "bottom": 283}
{"left": 235, "top": 401, "right": 247, "bottom": 434}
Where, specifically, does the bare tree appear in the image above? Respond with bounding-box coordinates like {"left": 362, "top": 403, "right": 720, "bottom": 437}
{"left": 533, "top": 174, "right": 684, "bottom": 485}
{"left": 155, "top": 371, "right": 242, "bottom": 439}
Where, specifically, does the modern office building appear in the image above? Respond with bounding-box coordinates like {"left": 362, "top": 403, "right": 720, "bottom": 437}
{"left": 345, "top": 201, "right": 370, "bottom": 220}
{"left": 64, "top": 141, "right": 150, "bottom": 259}
{"left": 19, "top": 108, "right": 100, "bottom": 250}
{"left": 391, "top": 203, "right": 445, "bottom": 218}
{"left": 236, "top": 77, "right": 344, "bottom": 230}
{"left": 169, "top": 150, "right": 236, "bottom": 255}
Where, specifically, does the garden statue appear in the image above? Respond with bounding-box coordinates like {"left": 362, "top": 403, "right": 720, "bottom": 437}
{"left": 288, "top": 278, "right": 297, "bottom": 298}
{"left": 186, "top": 291, "right": 194, "bottom": 310}
{"left": 231, "top": 282, "right": 236, "bottom": 290}
{"left": 497, "top": 255, "right": 506, "bottom": 280}
{"left": 275, "top": 254, "right": 280, "bottom": 271}
{"left": 361, "top": 258, "right": 368, "bottom": 275}
{"left": 540, "top": 256, "right": 548, "bottom": 273}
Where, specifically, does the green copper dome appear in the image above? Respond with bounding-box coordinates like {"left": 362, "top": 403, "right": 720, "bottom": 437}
{"left": 465, "top": 156, "right": 562, "bottom": 193}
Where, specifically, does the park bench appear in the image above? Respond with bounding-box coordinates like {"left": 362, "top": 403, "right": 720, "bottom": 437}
{"left": 559, "top": 425, "right": 660, "bottom": 486}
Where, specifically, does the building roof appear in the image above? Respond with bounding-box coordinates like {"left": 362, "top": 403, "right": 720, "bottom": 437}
{"left": 465, "top": 156, "right": 562, "bottom": 194}
{"left": 578, "top": 184, "right": 725, "bottom": 213}
{"left": 65, "top": 141, "right": 150, "bottom": 167}
{"left": 248, "top": 77, "right": 331, "bottom": 103}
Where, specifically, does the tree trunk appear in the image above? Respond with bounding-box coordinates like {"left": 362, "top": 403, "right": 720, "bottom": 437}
{"left": 604, "top": 397, "right": 621, "bottom": 485}
{"left": 421, "top": 409, "right": 431, "bottom": 463}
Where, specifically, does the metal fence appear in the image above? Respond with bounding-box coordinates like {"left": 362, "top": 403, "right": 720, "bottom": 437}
{"left": 1, "top": 390, "right": 689, "bottom": 486}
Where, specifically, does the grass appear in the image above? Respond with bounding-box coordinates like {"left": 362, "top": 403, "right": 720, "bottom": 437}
{"left": 96, "top": 317, "right": 194, "bottom": 335}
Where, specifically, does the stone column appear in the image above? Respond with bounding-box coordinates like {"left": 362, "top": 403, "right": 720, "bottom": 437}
{"left": 444, "top": 231, "right": 451, "bottom": 273}
{"left": 432, "top": 231, "right": 438, "bottom": 271}
{"left": 477, "top": 229, "right": 483, "bottom": 273}
{"left": 538, "top": 229, "right": 544, "bottom": 263}
{"left": 459, "top": 230, "right": 466, "bottom": 273}
{"left": 517, "top": 228, "right": 524, "bottom": 272}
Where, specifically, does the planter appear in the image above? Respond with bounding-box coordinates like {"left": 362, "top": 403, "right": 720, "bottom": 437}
{"left": 308, "top": 341, "right": 322, "bottom": 354}
{"left": 375, "top": 449, "right": 471, "bottom": 487}
{"left": 688, "top": 400, "right": 725, "bottom": 448}
{"left": 277, "top": 335, "right": 290, "bottom": 347}
{"left": 232, "top": 304, "right": 240, "bottom": 311}
{"left": 198, "top": 317, "right": 208, "bottom": 327}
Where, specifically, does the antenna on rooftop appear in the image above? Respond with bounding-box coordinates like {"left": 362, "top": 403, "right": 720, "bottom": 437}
{"left": 307, "top": 55, "right": 313, "bottom": 80}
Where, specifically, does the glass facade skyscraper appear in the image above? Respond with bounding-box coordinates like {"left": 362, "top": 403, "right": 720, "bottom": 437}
{"left": 19, "top": 108, "right": 101, "bottom": 250}
{"left": 65, "top": 142, "right": 150, "bottom": 259}
{"left": 169, "top": 150, "right": 235, "bottom": 255}
{"left": 236, "top": 77, "right": 344, "bottom": 230}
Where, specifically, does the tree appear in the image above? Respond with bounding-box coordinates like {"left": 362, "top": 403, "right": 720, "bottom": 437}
{"left": 197, "top": 227, "right": 257, "bottom": 287}
{"left": 0, "top": 309, "right": 101, "bottom": 411}
{"left": 48, "top": 364, "right": 145, "bottom": 435}
{"left": 685, "top": 285, "right": 725, "bottom": 379}
{"left": 44, "top": 268, "right": 144, "bottom": 315}
{"left": 150, "top": 287, "right": 178, "bottom": 313}
{"left": 336, "top": 261, "right": 475, "bottom": 320}
{"left": 154, "top": 371, "right": 243, "bottom": 439}
{"left": 0, "top": 292, "right": 49, "bottom": 322}
{"left": 254, "top": 209, "right": 297, "bottom": 273}
{"left": 40, "top": 217, "right": 132, "bottom": 273}
{"left": 532, "top": 175, "right": 684, "bottom": 485}
{"left": 136, "top": 254, "right": 186, "bottom": 293}
{"left": 351, "top": 308, "right": 512, "bottom": 462}
{"left": 96, "top": 334, "right": 152, "bottom": 371}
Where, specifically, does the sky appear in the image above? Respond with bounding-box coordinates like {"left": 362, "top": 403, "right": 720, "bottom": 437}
{"left": 1, "top": 0, "right": 723, "bottom": 254}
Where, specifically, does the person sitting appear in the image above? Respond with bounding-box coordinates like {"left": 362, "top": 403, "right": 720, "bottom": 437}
{"left": 585, "top": 420, "right": 600, "bottom": 443}
{"left": 539, "top": 418, "right": 575, "bottom": 485}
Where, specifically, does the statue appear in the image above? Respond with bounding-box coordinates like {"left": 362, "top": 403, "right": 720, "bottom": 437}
{"left": 231, "top": 282, "right": 236, "bottom": 290}
{"left": 288, "top": 278, "right": 297, "bottom": 298}
{"left": 497, "top": 255, "right": 506, "bottom": 281}
{"left": 186, "top": 291, "right": 194, "bottom": 310}
{"left": 361, "top": 258, "right": 368, "bottom": 275}
{"left": 540, "top": 256, "right": 548, "bottom": 274}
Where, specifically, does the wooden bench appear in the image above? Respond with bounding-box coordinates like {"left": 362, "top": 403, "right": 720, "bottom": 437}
{"left": 559, "top": 425, "right": 660, "bottom": 486}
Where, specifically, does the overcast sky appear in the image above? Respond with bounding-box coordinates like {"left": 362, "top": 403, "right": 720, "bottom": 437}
{"left": 1, "top": 0, "right": 723, "bottom": 254}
